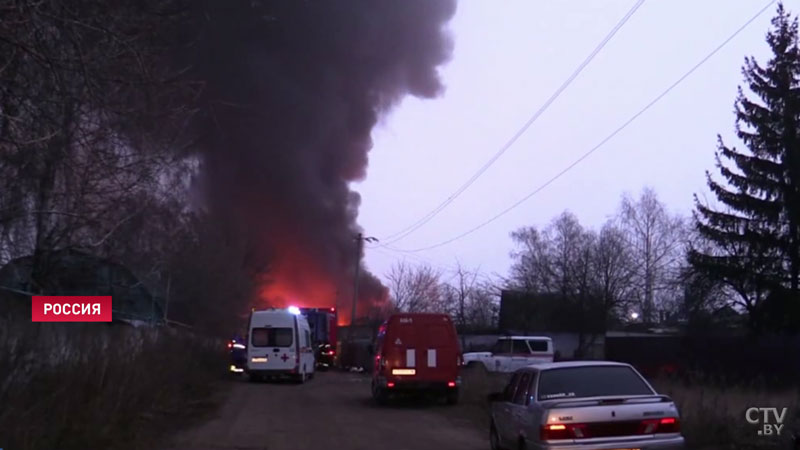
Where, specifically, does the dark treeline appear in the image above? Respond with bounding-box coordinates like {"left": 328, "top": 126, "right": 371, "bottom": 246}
{"left": 0, "top": 0, "right": 456, "bottom": 334}
{"left": 0, "top": 0, "right": 250, "bottom": 333}
{"left": 508, "top": 4, "right": 800, "bottom": 337}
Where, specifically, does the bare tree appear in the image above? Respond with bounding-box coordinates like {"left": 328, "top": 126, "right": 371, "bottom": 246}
{"left": 510, "top": 211, "right": 589, "bottom": 296}
{"left": 592, "top": 222, "right": 636, "bottom": 323}
{"left": 510, "top": 211, "right": 642, "bottom": 354}
{"left": 467, "top": 281, "right": 500, "bottom": 331}
{"left": 446, "top": 261, "right": 479, "bottom": 328}
{"left": 0, "top": 1, "right": 198, "bottom": 293}
{"left": 386, "top": 261, "right": 443, "bottom": 313}
{"left": 164, "top": 213, "right": 267, "bottom": 334}
{"left": 617, "top": 187, "right": 687, "bottom": 323}
{"left": 509, "top": 226, "right": 552, "bottom": 292}
{"left": 439, "top": 261, "right": 499, "bottom": 334}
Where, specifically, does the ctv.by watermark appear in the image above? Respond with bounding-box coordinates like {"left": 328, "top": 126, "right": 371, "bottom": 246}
{"left": 745, "top": 407, "right": 788, "bottom": 437}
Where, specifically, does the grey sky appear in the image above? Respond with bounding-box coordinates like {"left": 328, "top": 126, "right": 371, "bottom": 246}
{"left": 355, "top": 0, "right": 781, "bottom": 284}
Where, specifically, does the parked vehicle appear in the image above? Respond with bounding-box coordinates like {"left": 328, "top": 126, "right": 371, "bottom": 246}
{"left": 370, "top": 313, "right": 462, "bottom": 405}
{"left": 300, "top": 307, "right": 338, "bottom": 368}
{"left": 463, "top": 336, "right": 553, "bottom": 373}
{"left": 316, "top": 342, "right": 336, "bottom": 370}
{"left": 228, "top": 334, "right": 247, "bottom": 374}
{"left": 488, "top": 361, "right": 685, "bottom": 450}
{"left": 247, "top": 307, "right": 315, "bottom": 383}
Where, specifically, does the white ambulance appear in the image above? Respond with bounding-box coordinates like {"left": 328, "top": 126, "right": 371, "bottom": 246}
{"left": 247, "top": 307, "right": 315, "bottom": 383}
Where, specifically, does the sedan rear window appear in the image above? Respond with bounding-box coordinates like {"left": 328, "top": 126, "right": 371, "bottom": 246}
{"left": 251, "top": 328, "right": 293, "bottom": 347}
{"left": 537, "top": 366, "right": 654, "bottom": 400}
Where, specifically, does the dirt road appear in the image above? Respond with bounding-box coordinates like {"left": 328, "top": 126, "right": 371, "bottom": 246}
{"left": 162, "top": 371, "right": 487, "bottom": 450}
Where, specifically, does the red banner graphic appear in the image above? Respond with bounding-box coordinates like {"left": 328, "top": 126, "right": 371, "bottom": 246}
{"left": 32, "top": 296, "right": 112, "bottom": 322}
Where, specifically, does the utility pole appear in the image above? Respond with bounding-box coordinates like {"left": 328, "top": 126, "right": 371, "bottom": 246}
{"left": 352, "top": 233, "right": 362, "bottom": 331}
{"left": 348, "top": 233, "right": 378, "bottom": 369}
{"left": 350, "top": 233, "right": 378, "bottom": 335}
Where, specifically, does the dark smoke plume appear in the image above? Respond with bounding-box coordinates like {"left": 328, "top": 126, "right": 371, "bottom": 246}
{"left": 183, "top": 0, "right": 456, "bottom": 321}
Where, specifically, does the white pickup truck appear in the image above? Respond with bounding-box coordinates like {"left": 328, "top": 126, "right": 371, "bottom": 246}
{"left": 462, "top": 336, "right": 554, "bottom": 373}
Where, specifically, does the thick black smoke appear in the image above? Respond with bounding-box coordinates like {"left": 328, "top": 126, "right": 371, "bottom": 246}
{"left": 183, "top": 0, "right": 456, "bottom": 317}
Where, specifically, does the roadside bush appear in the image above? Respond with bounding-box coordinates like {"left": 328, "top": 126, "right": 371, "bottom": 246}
{"left": 0, "top": 319, "right": 226, "bottom": 450}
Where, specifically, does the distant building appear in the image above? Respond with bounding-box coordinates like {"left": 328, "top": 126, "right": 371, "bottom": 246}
{"left": 0, "top": 250, "right": 164, "bottom": 325}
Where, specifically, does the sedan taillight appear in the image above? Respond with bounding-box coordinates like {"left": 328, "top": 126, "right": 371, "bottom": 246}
{"left": 541, "top": 417, "right": 680, "bottom": 440}
{"left": 540, "top": 424, "right": 571, "bottom": 440}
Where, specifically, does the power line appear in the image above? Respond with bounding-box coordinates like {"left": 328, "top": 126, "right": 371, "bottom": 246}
{"left": 380, "top": 0, "right": 647, "bottom": 245}
{"left": 391, "top": 0, "right": 776, "bottom": 254}
{"left": 369, "top": 245, "right": 495, "bottom": 284}
{"left": 370, "top": 245, "right": 460, "bottom": 278}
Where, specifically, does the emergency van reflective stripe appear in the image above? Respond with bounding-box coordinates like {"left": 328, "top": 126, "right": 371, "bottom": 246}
{"left": 427, "top": 349, "right": 437, "bottom": 367}
{"left": 406, "top": 349, "right": 415, "bottom": 367}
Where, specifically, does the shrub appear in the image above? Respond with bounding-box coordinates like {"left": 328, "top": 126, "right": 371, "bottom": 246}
{"left": 0, "top": 319, "right": 226, "bottom": 450}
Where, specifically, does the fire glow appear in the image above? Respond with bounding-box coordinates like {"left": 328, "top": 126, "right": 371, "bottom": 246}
{"left": 258, "top": 242, "right": 388, "bottom": 326}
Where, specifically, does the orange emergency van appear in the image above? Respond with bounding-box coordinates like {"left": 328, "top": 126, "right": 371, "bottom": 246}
{"left": 370, "top": 313, "right": 462, "bottom": 405}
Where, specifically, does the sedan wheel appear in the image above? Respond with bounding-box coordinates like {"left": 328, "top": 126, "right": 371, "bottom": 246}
{"left": 490, "top": 422, "right": 503, "bottom": 450}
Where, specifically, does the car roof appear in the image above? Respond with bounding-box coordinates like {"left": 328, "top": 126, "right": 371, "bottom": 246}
{"left": 499, "top": 336, "right": 552, "bottom": 340}
{"left": 522, "top": 360, "right": 632, "bottom": 371}
{"left": 252, "top": 309, "right": 293, "bottom": 315}
{"left": 388, "top": 312, "right": 451, "bottom": 318}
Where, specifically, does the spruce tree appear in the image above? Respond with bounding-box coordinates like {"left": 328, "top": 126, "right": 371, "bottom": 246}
{"left": 689, "top": 4, "right": 800, "bottom": 330}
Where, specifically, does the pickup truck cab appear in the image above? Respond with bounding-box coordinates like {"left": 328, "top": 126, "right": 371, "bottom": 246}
{"left": 463, "top": 336, "right": 553, "bottom": 373}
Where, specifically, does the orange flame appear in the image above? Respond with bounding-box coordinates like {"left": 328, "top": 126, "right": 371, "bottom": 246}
{"left": 257, "top": 239, "right": 389, "bottom": 326}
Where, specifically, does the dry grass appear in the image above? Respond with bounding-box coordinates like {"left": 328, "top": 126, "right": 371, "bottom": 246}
{"left": 0, "top": 319, "right": 228, "bottom": 450}
{"left": 458, "top": 366, "right": 800, "bottom": 449}
{"left": 652, "top": 377, "right": 800, "bottom": 449}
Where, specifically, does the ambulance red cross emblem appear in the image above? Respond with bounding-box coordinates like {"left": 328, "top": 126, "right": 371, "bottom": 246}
{"left": 281, "top": 354, "right": 289, "bottom": 362}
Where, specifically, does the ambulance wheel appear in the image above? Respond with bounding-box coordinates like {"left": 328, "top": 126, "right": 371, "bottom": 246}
{"left": 296, "top": 373, "right": 306, "bottom": 384}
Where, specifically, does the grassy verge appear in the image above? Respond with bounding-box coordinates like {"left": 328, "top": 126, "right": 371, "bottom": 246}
{"left": 652, "top": 376, "right": 799, "bottom": 449}
{"left": 457, "top": 366, "right": 799, "bottom": 449}
{"left": 0, "top": 319, "right": 228, "bottom": 450}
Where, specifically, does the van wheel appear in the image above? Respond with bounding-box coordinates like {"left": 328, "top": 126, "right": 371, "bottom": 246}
{"left": 248, "top": 373, "right": 261, "bottom": 383}
{"left": 371, "top": 382, "right": 388, "bottom": 405}
{"left": 445, "top": 390, "right": 459, "bottom": 405}
{"left": 489, "top": 422, "right": 504, "bottom": 450}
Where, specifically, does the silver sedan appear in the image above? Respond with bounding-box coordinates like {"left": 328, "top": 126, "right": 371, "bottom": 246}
{"left": 488, "top": 361, "right": 685, "bottom": 450}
